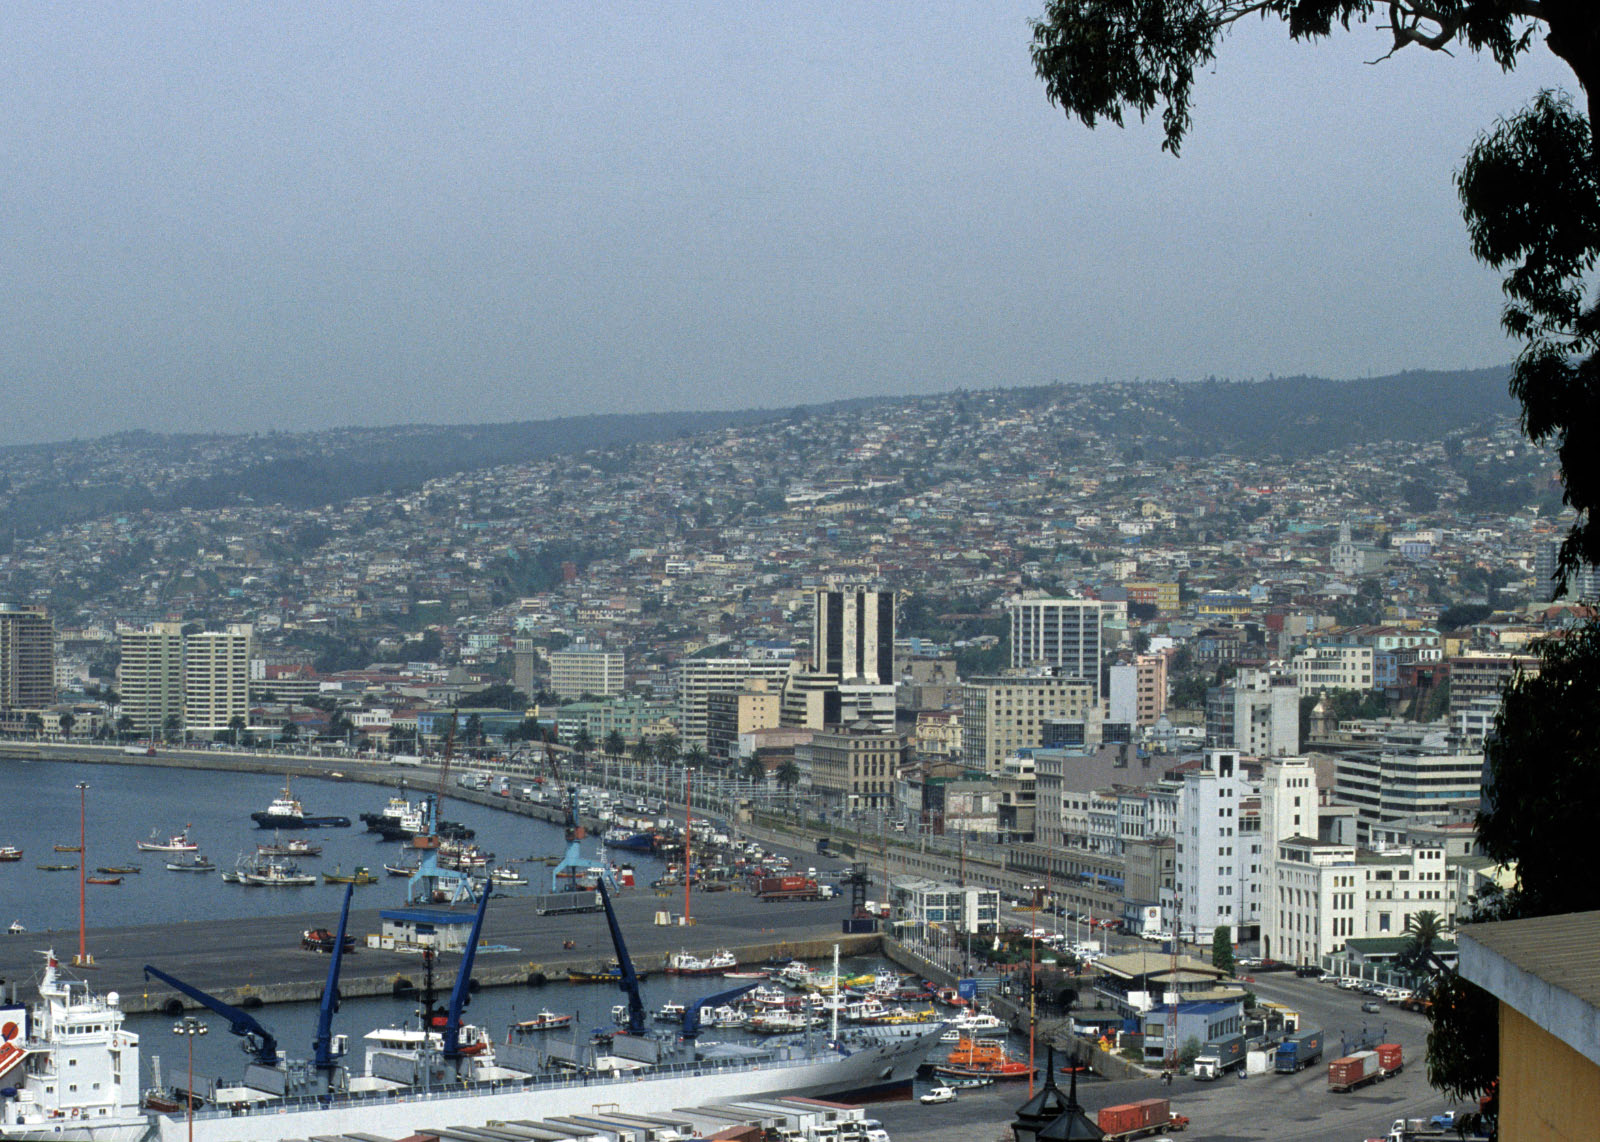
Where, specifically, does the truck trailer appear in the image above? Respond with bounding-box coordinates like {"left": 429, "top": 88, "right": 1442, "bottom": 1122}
{"left": 754, "top": 875, "right": 835, "bottom": 902}
{"left": 1192, "top": 1033, "right": 1246, "bottom": 1080}
{"left": 1273, "top": 1028, "right": 1324, "bottom": 1073}
{"left": 1095, "top": 1098, "right": 1189, "bottom": 1140}
{"left": 1327, "top": 1050, "right": 1381, "bottom": 1092}
{"left": 533, "top": 889, "right": 604, "bottom": 915}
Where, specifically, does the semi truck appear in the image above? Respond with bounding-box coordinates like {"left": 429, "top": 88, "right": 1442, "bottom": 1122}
{"left": 1380, "top": 1113, "right": 1488, "bottom": 1141}
{"left": 1327, "top": 1050, "right": 1381, "bottom": 1092}
{"left": 1095, "top": 1098, "right": 1190, "bottom": 1140}
{"left": 754, "top": 875, "right": 836, "bottom": 902}
{"left": 1273, "top": 1027, "right": 1324, "bottom": 1073}
{"left": 1192, "top": 1033, "right": 1247, "bottom": 1080}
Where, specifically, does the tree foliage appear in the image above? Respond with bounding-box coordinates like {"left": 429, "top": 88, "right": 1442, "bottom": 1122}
{"left": 1210, "top": 925, "right": 1234, "bottom": 976}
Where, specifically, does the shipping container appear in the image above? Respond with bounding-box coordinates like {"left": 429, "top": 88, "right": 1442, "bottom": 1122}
{"left": 1097, "top": 1097, "right": 1169, "bottom": 1134}
{"left": 1376, "top": 1042, "right": 1404, "bottom": 1076}
{"left": 1327, "top": 1050, "right": 1380, "bottom": 1091}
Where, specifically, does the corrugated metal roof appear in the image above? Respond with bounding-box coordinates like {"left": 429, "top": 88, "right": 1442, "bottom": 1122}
{"left": 1461, "top": 910, "right": 1600, "bottom": 1009}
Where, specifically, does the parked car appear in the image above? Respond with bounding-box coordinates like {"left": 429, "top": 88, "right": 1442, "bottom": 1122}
{"left": 1361, "top": 1000, "right": 1383, "bottom": 1014}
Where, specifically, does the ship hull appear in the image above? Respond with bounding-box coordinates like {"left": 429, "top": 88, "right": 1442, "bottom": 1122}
{"left": 1, "top": 1121, "right": 153, "bottom": 1142}
{"left": 250, "top": 812, "right": 351, "bottom": 829}
{"left": 157, "top": 1024, "right": 946, "bottom": 1142}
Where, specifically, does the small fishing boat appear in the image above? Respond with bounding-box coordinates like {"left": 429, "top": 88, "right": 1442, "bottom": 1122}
{"left": 6, "top": 920, "right": 24, "bottom": 935}
{"left": 257, "top": 836, "right": 322, "bottom": 858}
{"left": 36, "top": 863, "right": 77, "bottom": 872}
{"left": 95, "top": 864, "right": 141, "bottom": 874}
{"left": 0, "top": 846, "right": 22, "bottom": 862}
{"left": 53, "top": 843, "right": 82, "bottom": 853}
{"left": 137, "top": 828, "right": 198, "bottom": 853}
{"left": 488, "top": 865, "right": 528, "bottom": 886}
{"left": 511, "top": 1010, "right": 574, "bottom": 1033}
{"left": 242, "top": 858, "right": 316, "bottom": 886}
{"left": 166, "top": 854, "right": 217, "bottom": 872}
{"left": 85, "top": 875, "right": 123, "bottom": 885}
{"left": 322, "top": 865, "right": 378, "bottom": 885}
{"left": 384, "top": 861, "right": 419, "bottom": 877}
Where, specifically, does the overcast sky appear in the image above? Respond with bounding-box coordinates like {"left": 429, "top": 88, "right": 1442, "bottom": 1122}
{"left": 0, "top": 4, "right": 1576, "bottom": 446}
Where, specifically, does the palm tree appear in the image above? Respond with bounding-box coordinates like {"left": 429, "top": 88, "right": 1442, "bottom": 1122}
{"left": 603, "top": 729, "right": 626, "bottom": 766}
{"left": 116, "top": 714, "right": 135, "bottom": 741}
{"left": 58, "top": 712, "right": 75, "bottom": 739}
{"left": 776, "top": 760, "right": 801, "bottom": 791}
{"left": 1400, "top": 909, "right": 1445, "bottom": 978}
{"left": 228, "top": 714, "right": 247, "bottom": 746}
{"left": 573, "top": 728, "right": 595, "bottom": 772}
{"left": 464, "top": 713, "right": 484, "bottom": 749}
{"left": 741, "top": 755, "right": 767, "bottom": 785}
{"left": 630, "top": 738, "right": 653, "bottom": 768}
{"left": 24, "top": 712, "right": 44, "bottom": 737}
{"left": 682, "top": 743, "right": 708, "bottom": 771}
{"left": 654, "top": 732, "right": 681, "bottom": 768}
{"left": 163, "top": 713, "right": 182, "bottom": 744}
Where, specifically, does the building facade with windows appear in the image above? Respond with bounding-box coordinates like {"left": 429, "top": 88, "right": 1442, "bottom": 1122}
{"left": 1007, "top": 596, "right": 1103, "bottom": 694}
{"left": 0, "top": 603, "right": 55, "bottom": 714}
{"left": 797, "top": 721, "right": 910, "bottom": 810}
{"left": 117, "top": 621, "right": 185, "bottom": 735}
{"left": 961, "top": 674, "right": 1095, "bottom": 772}
{"left": 674, "top": 657, "right": 792, "bottom": 749}
{"left": 182, "top": 624, "right": 253, "bottom": 736}
{"left": 549, "top": 648, "right": 625, "bottom": 700}
{"left": 1173, "top": 749, "right": 1260, "bottom": 945}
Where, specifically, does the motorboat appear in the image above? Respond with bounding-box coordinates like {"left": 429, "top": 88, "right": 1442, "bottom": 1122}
{"left": 511, "top": 1010, "right": 574, "bottom": 1033}
{"left": 165, "top": 854, "right": 217, "bottom": 873}
{"left": 136, "top": 828, "right": 198, "bottom": 853}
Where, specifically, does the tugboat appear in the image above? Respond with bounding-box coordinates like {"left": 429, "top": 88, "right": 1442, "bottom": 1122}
{"left": 250, "top": 779, "right": 352, "bottom": 829}
{"left": 931, "top": 1035, "right": 1035, "bottom": 1082}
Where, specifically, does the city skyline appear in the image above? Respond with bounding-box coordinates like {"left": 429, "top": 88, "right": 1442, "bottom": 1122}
{"left": 0, "top": 4, "right": 1575, "bottom": 447}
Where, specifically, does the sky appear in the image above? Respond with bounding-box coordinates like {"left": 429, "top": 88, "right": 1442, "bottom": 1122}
{"left": 0, "top": 4, "right": 1578, "bottom": 446}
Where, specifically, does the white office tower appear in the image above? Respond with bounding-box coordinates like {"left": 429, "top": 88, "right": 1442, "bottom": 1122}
{"left": 675, "top": 657, "right": 793, "bottom": 749}
{"left": 1173, "top": 749, "right": 1260, "bottom": 945}
{"left": 1260, "top": 755, "right": 1319, "bottom": 962}
{"left": 1007, "top": 596, "right": 1103, "bottom": 695}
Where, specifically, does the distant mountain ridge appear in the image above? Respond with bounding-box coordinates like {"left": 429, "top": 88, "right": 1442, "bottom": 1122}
{"left": 0, "top": 367, "right": 1517, "bottom": 537}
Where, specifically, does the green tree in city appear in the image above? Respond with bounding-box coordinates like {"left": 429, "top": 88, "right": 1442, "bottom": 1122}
{"left": 1398, "top": 910, "right": 1445, "bottom": 978}
{"left": 682, "top": 743, "right": 708, "bottom": 771}
{"left": 654, "top": 733, "right": 681, "bottom": 768}
{"left": 572, "top": 727, "right": 595, "bottom": 768}
{"left": 280, "top": 720, "right": 300, "bottom": 742}
{"left": 776, "top": 760, "right": 801, "bottom": 791}
{"left": 603, "top": 729, "right": 626, "bottom": 766}
{"left": 464, "top": 713, "right": 484, "bottom": 749}
{"left": 1211, "top": 926, "right": 1234, "bottom": 977}
{"left": 163, "top": 713, "right": 182, "bottom": 743}
{"left": 629, "top": 737, "right": 653, "bottom": 767}
{"left": 742, "top": 755, "right": 768, "bottom": 785}
{"left": 116, "top": 714, "right": 135, "bottom": 740}
{"left": 228, "top": 714, "right": 247, "bottom": 745}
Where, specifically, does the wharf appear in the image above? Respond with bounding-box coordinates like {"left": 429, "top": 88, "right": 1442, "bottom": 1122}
{"left": 0, "top": 883, "right": 878, "bottom": 1014}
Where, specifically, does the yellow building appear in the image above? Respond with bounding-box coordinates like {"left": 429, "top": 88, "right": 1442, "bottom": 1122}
{"left": 1459, "top": 910, "right": 1600, "bottom": 1140}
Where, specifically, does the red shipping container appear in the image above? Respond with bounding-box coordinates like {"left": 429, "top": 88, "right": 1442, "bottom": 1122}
{"left": 1098, "top": 1098, "right": 1169, "bottom": 1134}
{"left": 1376, "top": 1043, "right": 1403, "bottom": 1073}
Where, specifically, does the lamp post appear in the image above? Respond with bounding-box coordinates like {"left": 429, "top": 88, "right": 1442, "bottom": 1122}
{"left": 173, "top": 1016, "right": 208, "bottom": 1142}
{"left": 1024, "top": 882, "right": 1046, "bottom": 1097}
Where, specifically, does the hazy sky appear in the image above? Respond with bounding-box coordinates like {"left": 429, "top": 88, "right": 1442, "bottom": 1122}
{"left": 0, "top": 4, "right": 1576, "bottom": 446}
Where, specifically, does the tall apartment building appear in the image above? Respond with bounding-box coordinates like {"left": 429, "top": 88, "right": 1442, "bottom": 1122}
{"left": 1204, "top": 667, "right": 1300, "bottom": 756}
{"left": 549, "top": 648, "right": 625, "bottom": 700}
{"left": 674, "top": 658, "right": 792, "bottom": 749}
{"left": 1136, "top": 652, "right": 1168, "bottom": 726}
{"left": 117, "top": 622, "right": 185, "bottom": 734}
{"left": 1173, "top": 750, "right": 1261, "bottom": 945}
{"left": 511, "top": 638, "right": 538, "bottom": 698}
{"left": 961, "top": 674, "right": 1095, "bottom": 772}
{"left": 183, "top": 624, "right": 253, "bottom": 736}
{"left": 813, "top": 587, "right": 895, "bottom": 684}
{"left": 1007, "top": 597, "right": 1103, "bottom": 694}
{"left": 1264, "top": 839, "right": 1449, "bottom": 965}
{"left": 1532, "top": 538, "right": 1600, "bottom": 602}
{"left": 0, "top": 604, "right": 55, "bottom": 712}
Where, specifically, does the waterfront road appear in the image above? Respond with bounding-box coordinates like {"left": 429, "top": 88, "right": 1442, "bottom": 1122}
{"left": 0, "top": 886, "right": 870, "bottom": 1013}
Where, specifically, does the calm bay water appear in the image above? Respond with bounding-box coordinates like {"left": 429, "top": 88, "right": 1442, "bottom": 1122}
{"left": 0, "top": 756, "right": 670, "bottom": 932}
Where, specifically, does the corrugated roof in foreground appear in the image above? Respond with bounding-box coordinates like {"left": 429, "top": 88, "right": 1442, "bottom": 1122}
{"left": 1458, "top": 909, "right": 1600, "bottom": 1068}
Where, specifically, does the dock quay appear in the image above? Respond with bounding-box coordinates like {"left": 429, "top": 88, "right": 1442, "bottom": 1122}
{"left": 0, "top": 888, "right": 880, "bottom": 1014}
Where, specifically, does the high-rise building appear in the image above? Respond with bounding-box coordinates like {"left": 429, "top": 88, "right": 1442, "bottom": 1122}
{"left": 1172, "top": 749, "right": 1261, "bottom": 945}
{"left": 118, "top": 622, "right": 185, "bottom": 735}
{"left": 674, "top": 658, "right": 792, "bottom": 749}
{"left": 1532, "top": 538, "right": 1600, "bottom": 602}
{"left": 705, "top": 679, "right": 782, "bottom": 763}
{"left": 961, "top": 673, "right": 1095, "bottom": 772}
{"left": 549, "top": 648, "right": 625, "bottom": 700}
{"left": 183, "top": 624, "right": 253, "bottom": 736}
{"left": 0, "top": 604, "right": 55, "bottom": 713}
{"left": 511, "top": 638, "right": 538, "bottom": 699}
{"left": 812, "top": 588, "right": 894, "bottom": 684}
{"left": 1007, "top": 597, "right": 1103, "bottom": 695}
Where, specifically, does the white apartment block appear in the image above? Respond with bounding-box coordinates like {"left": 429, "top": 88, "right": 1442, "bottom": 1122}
{"left": 961, "top": 674, "right": 1095, "bottom": 772}
{"left": 1204, "top": 667, "right": 1300, "bottom": 756}
{"left": 1265, "top": 838, "right": 1450, "bottom": 965}
{"left": 182, "top": 624, "right": 253, "bottom": 735}
{"left": 1007, "top": 596, "right": 1104, "bottom": 694}
{"left": 1173, "top": 750, "right": 1260, "bottom": 944}
{"left": 674, "top": 657, "right": 792, "bottom": 749}
{"left": 549, "top": 648, "right": 625, "bottom": 699}
{"left": 117, "top": 622, "right": 184, "bottom": 735}
{"left": 1292, "top": 644, "right": 1375, "bottom": 697}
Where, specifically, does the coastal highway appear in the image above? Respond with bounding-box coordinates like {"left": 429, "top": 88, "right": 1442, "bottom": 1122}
{"left": 0, "top": 883, "right": 873, "bottom": 1013}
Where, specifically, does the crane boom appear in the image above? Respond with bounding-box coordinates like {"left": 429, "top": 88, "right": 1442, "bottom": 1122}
{"left": 142, "top": 964, "right": 279, "bottom": 1066}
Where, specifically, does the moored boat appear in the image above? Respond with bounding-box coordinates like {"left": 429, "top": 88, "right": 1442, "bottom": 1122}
{"left": 165, "top": 854, "right": 217, "bottom": 873}
{"left": 510, "top": 1010, "right": 574, "bottom": 1033}
{"left": 321, "top": 865, "right": 377, "bottom": 885}
{"left": 0, "top": 846, "right": 22, "bottom": 862}
{"left": 85, "top": 875, "right": 123, "bottom": 885}
{"left": 931, "top": 1035, "right": 1035, "bottom": 1081}
{"left": 241, "top": 857, "right": 316, "bottom": 886}
{"left": 95, "top": 864, "right": 141, "bottom": 874}
{"left": 136, "top": 828, "right": 198, "bottom": 852}
{"left": 250, "top": 780, "right": 351, "bottom": 829}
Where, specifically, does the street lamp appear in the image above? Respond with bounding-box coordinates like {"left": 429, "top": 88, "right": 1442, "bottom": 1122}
{"left": 173, "top": 1016, "right": 208, "bottom": 1142}
{"left": 1024, "top": 882, "right": 1046, "bottom": 1097}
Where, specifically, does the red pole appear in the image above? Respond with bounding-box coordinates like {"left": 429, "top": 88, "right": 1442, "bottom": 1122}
{"left": 683, "top": 769, "right": 692, "bottom": 925}
{"left": 76, "top": 782, "right": 88, "bottom": 966}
